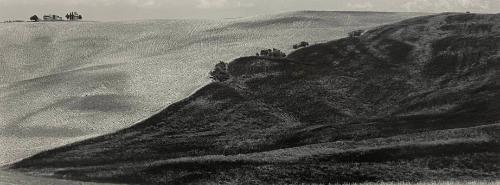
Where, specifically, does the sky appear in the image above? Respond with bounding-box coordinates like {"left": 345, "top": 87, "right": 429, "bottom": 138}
{"left": 0, "top": 0, "right": 499, "bottom": 21}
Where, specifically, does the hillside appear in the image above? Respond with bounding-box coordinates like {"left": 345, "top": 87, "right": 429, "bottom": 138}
{"left": 0, "top": 11, "right": 423, "bottom": 165}
{"left": 7, "top": 13, "right": 500, "bottom": 184}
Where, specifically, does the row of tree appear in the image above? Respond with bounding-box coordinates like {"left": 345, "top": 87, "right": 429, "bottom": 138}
{"left": 209, "top": 30, "right": 366, "bottom": 82}
{"left": 66, "top": 12, "right": 83, "bottom": 20}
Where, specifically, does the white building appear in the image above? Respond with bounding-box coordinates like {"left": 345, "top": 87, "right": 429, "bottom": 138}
{"left": 43, "top": 15, "right": 63, "bottom": 21}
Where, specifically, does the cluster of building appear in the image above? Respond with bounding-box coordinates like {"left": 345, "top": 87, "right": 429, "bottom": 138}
{"left": 30, "top": 12, "right": 83, "bottom": 22}
{"left": 42, "top": 15, "right": 64, "bottom": 21}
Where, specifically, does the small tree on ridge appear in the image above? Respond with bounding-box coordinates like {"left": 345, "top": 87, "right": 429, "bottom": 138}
{"left": 209, "top": 61, "right": 230, "bottom": 82}
{"left": 30, "top": 15, "right": 39, "bottom": 22}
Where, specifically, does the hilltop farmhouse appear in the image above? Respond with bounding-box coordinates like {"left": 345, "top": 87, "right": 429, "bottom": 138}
{"left": 29, "top": 12, "right": 82, "bottom": 22}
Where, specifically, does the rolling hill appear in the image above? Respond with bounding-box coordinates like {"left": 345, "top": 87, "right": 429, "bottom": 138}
{"left": 7, "top": 12, "right": 500, "bottom": 184}
{"left": 0, "top": 11, "right": 424, "bottom": 166}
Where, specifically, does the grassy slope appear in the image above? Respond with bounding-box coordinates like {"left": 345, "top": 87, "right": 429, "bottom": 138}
{"left": 7, "top": 13, "right": 500, "bottom": 184}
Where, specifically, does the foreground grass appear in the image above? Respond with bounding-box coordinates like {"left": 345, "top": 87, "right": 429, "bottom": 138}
{"left": 14, "top": 123, "right": 498, "bottom": 184}
{"left": 205, "top": 180, "right": 500, "bottom": 185}
{"left": 350, "top": 181, "right": 499, "bottom": 185}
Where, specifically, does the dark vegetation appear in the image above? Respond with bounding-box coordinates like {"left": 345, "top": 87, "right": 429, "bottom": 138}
{"left": 29, "top": 15, "right": 39, "bottom": 22}
{"left": 7, "top": 13, "right": 500, "bottom": 184}
{"left": 349, "top": 29, "right": 365, "bottom": 38}
{"left": 66, "top": 12, "right": 83, "bottom": 20}
{"left": 293, "top": 41, "right": 309, "bottom": 49}
{"left": 256, "top": 48, "right": 286, "bottom": 58}
{"left": 209, "top": 61, "right": 230, "bottom": 82}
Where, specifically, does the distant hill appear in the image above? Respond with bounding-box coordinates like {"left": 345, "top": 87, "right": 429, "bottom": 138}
{"left": 7, "top": 13, "right": 500, "bottom": 184}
